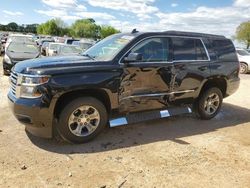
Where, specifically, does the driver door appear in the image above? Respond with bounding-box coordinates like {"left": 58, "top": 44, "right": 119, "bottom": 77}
{"left": 119, "top": 37, "right": 174, "bottom": 113}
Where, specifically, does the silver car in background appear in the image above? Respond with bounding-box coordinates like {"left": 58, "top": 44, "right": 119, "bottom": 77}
{"left": 53, "top": 44, "right": 82, "bottom": 56}
{"left": 236, "top": 48, "right": 250, "bottom": 74}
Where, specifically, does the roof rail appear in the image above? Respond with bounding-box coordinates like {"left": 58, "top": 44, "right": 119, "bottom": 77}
{"left": 131, "top": 29, "right": 139, "bottom": 34}
{"left": 164, "top": 30, "right": 226, "bottom": 39}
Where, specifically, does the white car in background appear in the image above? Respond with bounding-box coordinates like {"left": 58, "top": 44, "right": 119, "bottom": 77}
{"left": 47, "top": 43, "right": 61, "bottom": 56}
{"left": 55, "top": 44, "right": 82, "bottom": 56}
{"left": 236, "top": 48, "right": 250, "bottom": 74}
{"left": 5, "top": 34, "right": 33, "bottom": 51}
{"left": 72, "top": 39, "right": 95, "bottom": 52}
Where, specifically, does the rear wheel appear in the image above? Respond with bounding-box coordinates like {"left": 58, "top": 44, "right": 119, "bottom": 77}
{"left": 240, "top": 63, "right": 248, "bottom": 74}
{"left": 196, "top": 87, "right": 223, "bottom": 120}
{"left": 57, "top": 97, "right": 108, "bottom": 143}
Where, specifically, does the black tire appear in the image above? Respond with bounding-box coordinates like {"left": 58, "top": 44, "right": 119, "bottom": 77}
{"left": 240, "top": 63, "right": 248, "bottom": 74}
{"left": 57, "top": 97, "right": 108, "bottom": 144}
{"left": 196, "top": 87, "right": 223, "bottom": 120}
{"left": 3, "top": 69, "right": 10, "bottom": 76}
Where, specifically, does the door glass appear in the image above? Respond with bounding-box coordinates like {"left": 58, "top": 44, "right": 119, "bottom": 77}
{"left": 130, "top": 38, "right": 169, "bottom": 62}
{"left": 172, "top": 37, "right": 208, "bottom": 61}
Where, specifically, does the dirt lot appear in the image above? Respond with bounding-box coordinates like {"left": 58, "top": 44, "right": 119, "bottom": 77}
{"left": 0, "top": 56, "right": 249, "bottom": 188}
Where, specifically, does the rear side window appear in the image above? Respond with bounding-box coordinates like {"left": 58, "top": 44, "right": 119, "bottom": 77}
{"left": 172, "top": 37, "right": 208, "bottom": 61}
{"left": 211, "top": 39, "right": 237, "bottom": 62}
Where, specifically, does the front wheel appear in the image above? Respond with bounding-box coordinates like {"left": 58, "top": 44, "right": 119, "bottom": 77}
{"left": 57, "top": 97, "right": 108, "bottom": 143}
{"left": 196, "top": 87, "right": 223, "bottom": 120}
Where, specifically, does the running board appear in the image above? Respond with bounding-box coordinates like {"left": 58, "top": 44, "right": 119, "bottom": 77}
{"left": 109, "top": 107, "right": 192, "bottom": 127}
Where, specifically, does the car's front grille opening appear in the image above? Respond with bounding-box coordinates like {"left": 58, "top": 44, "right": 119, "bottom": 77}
{"left": 10, "top": 71, "right": 18, "bottom": 96}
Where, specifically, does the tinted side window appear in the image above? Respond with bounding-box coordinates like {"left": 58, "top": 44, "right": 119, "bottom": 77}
{"left": 172, "top": 37, "right": 208, "bottom": 61}
{"left": 211, "top": 39, "right": 237, "bottom": 62}
{"left": 130, "top": 38, "right": 169, "bottom": 62}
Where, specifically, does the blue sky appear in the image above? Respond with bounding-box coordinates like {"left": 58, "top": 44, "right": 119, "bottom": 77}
{"left": 0, "top": 0, "right": 249, "bottom": 38}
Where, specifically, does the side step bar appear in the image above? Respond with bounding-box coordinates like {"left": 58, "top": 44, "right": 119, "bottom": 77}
{"left": 109, "top": 107, "right": 192, "bottom": 127}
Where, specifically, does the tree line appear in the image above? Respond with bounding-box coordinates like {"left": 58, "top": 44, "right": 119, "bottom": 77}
{"left": 0, "top": 22, "right": 38, "bottom": 33}
{"left": 0, "top": 18, "right": 119, "bottom": 39}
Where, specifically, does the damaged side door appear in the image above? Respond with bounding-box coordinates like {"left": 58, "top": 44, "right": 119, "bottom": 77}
{"left": 118, "top": 36, "right": 176, "bottom": 113}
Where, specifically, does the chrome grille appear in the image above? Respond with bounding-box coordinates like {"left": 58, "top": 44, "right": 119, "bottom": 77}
{"left": 10, "top": 71, "right": 18, "bottom": 96}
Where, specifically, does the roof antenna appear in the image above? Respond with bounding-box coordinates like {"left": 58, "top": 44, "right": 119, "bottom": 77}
{"left": 131, "top": 28, "right": 138, "bottom": 34}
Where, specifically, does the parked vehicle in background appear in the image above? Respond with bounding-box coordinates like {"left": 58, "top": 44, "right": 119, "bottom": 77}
{"left": 0, "top": 42, "right": 2, "bottom": 55}
{"left": 64, "top": 38, "right": 80, "bottom": 45}
{"left": 1, "top": 34, "right": 8, "bottom": 54}
{"left": 47, "top": 43, "right": 61, "bottom": 56}
{"left": 40, "top": 41, "right": 51, "bottom": 56}
{"left": 236, "top": 48, "right": 250, "bottom": 74}
{"left": 3, "top": 42, "right": 40, "bottom": 75}
{"left": 8, "top": 31, "right": 240, "bottom": 143}
{"left": 5, "top": 34, "right": 34, "bottom": 51}
{"left": 54, "top": 37, "right": 65, "bottom": 43}
{"left": 55, "top": 44, "right": 82, "bottom": 56}
{"left": 72, "top": 40, "right": 95, "bottom": 52}
{"left": 37, "top": 38, "right": 54, "bottom": 49}
{"left": 246, "top": 49, "right": 250, "bottom": 53}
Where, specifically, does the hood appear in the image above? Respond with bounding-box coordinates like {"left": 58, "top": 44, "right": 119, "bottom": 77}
{"left": 13, "top": 55, "right": 105, "bottom": 75}
{"left": 7, "top": 51, "right": 40, "bottom": 63}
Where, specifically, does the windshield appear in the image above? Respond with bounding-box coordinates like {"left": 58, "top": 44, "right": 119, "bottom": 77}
{"left": 8, "top": 43, "right": 39, "bottom": 53}
{"left": 9, "top": 36, "right": 33, "bottom": 43}
{"left": 237, "top": 50, "right": 249, "bottom": 56}
{"left": 42, "top": 42, "right": 50, "bottom": 47}
{"left": 60, "top": 45, "right": 82, "bottom": 54}
{"left": 80, "top": 43, "right": 93, "bottom": 50}
{"left": 83, "top": 34, "right": 135, "bottom": 61}
{"left": 50, "top": 44, "right": 60, "bottom": 50}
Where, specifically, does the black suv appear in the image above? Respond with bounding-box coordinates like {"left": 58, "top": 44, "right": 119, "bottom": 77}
{"left": 8, "top": 31, "right": 240, "bottom": 143}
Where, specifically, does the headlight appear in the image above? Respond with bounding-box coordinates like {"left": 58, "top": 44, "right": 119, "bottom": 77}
{"left": 4, "top": 54, "right": 12, "bottom": 64}
{"left": 19, "top": 75, "right": 50, "bottom": 98}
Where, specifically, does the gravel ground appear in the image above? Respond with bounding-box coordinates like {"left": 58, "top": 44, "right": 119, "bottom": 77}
{"left": 0, "top": 56, "right": 250, "bottom": 188}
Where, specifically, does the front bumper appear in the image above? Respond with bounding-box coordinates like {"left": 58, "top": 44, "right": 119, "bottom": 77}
{"left": 8, "top": 91, "right": 53, "bottom": 138}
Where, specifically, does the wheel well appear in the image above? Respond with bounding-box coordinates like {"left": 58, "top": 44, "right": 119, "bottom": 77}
{"left": 240, "top": 62, "right": 248, "bottom": 67}
{"left": 200, "top": 78, "right": 227, "bottom": 98}
{"left": 54, "top": 89, "right": 111, "bottom": 119}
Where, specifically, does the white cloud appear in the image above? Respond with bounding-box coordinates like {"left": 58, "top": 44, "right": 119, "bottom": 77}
{"left": 171, "top": 3, "right": 178, "bottom": 7}
{"left": 37, "top": 0, "right": 115, "bottom": 21}
{"left": 35, "top": 9, "right": 80, "bottom": 20}
{"left": 3, "top": 10, "right": 23, "bottom": 16}
{"left": 75, "top": 12, "right": 115, "bottom": 20}
{"left": 35, "top": 8, "right": 115, "bottom": 21}
{"left": 154, "top": 5, "right": 250, "bottom": 37}
{"left": 87, "top": 0, "right": 158, "bottom": 20}
{"left": 234, "top": 0, "right": 250, "bottom": 7}
{"left": 41, "top": 0, "right": 86, "bottom": 9}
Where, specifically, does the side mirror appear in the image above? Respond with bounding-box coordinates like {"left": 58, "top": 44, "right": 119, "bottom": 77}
{"left": 124, "top": 53, "right": 143, "bottom": 63}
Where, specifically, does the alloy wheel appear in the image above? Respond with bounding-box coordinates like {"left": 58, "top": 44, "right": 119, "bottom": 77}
{"left": 204, "top": 93, "right": 220, "bottom": 115}
{"left": 68, "top": 105, "right": 100, "bottom": 137}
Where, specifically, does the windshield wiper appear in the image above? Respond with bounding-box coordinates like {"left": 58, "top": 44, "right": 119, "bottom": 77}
{"left": 82, "top": 53, "right": 95, "bottom": 60}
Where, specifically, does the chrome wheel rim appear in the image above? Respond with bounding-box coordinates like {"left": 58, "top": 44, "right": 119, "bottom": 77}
{"left": 240, "top": 63, "right": 247, "bottom": 74}
{"left": 68, "top": 105, "right": 100, "bottom": 137}
{"left": 204, "top": 93, "right": 220, "bottom": 115}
